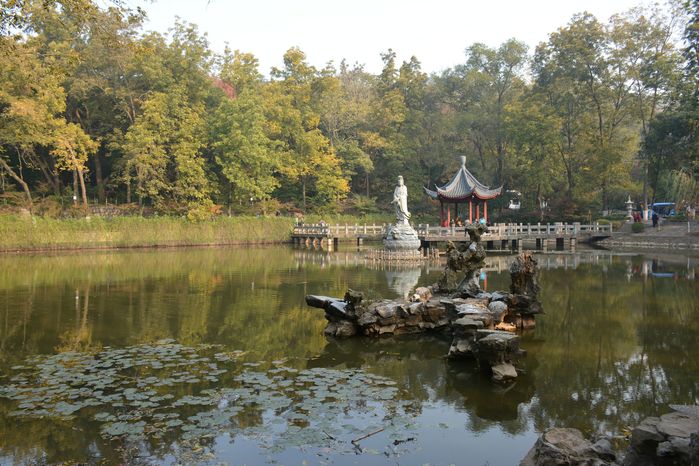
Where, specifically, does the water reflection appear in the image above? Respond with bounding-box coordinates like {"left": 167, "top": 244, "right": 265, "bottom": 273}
{"left": 0, "top": 246, "right": 697, "bottom": 465}
{"left": 385, "top": 269, "right": 422, "bottom": 298}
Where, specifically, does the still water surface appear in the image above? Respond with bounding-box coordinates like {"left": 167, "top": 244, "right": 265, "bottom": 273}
{"left": 0, "top": 246, "right": 697, "bottom": 465}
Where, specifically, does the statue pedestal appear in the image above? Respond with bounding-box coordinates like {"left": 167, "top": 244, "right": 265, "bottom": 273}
{"left": 383, "top": 223, "right": 421, "bottom": 251}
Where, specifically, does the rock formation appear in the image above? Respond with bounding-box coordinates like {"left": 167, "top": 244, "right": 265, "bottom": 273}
{"left": 520, "top": 428, "right": 618, "bottom": 466}
{"left": 520, "top": 405, "right": 699, "bottom": 466}
{"left": 306, "top": 223, "right": 542, "bottom": 382}
{"left": 436, "top": 224, "right": 486, "bottom": 294}
{"left": 623, "top": 405, "right": 699, "bottom": 466}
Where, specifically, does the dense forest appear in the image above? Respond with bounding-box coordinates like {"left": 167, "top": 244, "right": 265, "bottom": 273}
{"left": 0, "top": 0, "right": 697, "bottom": 221}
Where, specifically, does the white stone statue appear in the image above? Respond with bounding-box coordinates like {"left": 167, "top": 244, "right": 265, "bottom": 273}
{"left": 391, "top": 176, "right": 411, "bottom": 225}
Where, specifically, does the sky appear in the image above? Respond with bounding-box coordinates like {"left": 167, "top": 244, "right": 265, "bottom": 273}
{"left": 139, "top": 0, "right": 661, "bottom": 76}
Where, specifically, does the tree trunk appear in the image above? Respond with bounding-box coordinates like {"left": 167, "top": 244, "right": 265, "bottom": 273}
{"left": 0, "top": 157, "right": 33, "bottom": 209}
{"left": 641, "top": 161, "right": 649, "bottom": 220}
{"left": 302, "top": 179, "right": 307, "bottom": 212}
{"left": 31, "top": 152, "right": 61, "bottom": 196}
{"left": 72, "top": 170, "right": 79, "bottom": 205}
{"left": 78, "top": 168, "right": 88, "bottom": 209}
{"left": 93, "top": 151, "right": 106, "bottom": 204}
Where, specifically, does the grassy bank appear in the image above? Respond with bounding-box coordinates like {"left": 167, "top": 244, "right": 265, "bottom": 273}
{"left": 0, "top": 215, "right": 298, "bottom": 252}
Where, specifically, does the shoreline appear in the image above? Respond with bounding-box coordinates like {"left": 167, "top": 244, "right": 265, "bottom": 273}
{"left": 2, "top": 215, "right": 699, "bottom": 255}
{"left": 0, "top": 239, "right": 292, "bottom": 255}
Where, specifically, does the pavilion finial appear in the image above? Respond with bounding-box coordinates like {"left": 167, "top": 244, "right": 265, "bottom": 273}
{"left": 459, "top": 155, "right": 466, "bottom": 168}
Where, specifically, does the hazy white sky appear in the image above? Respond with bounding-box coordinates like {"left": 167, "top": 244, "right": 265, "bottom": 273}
{"left": 141, "top": 0, "right": 658, "bottom": 75}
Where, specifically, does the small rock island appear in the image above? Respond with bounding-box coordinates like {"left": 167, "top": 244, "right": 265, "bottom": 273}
{"left": 305, "top": 177, "right": 543, "bottom": 382}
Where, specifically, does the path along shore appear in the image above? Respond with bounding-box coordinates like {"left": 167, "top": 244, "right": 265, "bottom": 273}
{"left": 599, "top": 221, "right": 699, "bottom": 251}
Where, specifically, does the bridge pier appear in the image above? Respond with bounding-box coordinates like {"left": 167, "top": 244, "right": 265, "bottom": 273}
{"left": 357, "top": 237, "right": 363, "bottom": 246}
{"left": 570, "top": 237, "right": 577, "bottom": 252}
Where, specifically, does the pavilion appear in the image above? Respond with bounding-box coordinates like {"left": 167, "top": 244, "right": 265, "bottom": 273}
{"left": 424, "top": 156, "right": 502, "bottom": 226}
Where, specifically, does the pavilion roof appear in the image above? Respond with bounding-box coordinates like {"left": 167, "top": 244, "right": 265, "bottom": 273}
{"left": 424, "top": 156, "right": 502, "bottom": 201}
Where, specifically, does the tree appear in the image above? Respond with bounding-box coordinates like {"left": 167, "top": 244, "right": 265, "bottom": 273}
{"left": 0, "top": 35, "right": 66, "bottom": 208}
{"left": 459, "top": 39, "right": 528, "bottom": 185}
{"left": 609, "top": 5, "right": 683, "bottom": 214}
{"left": 210, "top": 92, "right": 281, "bottom": 207}
{"left": 51, "top": 122, "right": 98, "bottom": 207}
{"left": 122, "top": 89, "right": 211, "bottom": 212}
{"left": 267, "top": 48, "right": 349, "bottom": 211}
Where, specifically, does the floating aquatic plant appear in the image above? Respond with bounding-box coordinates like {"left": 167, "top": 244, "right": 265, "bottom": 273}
{"left": 0, "top": 340, "right": 420, "bottom": 462}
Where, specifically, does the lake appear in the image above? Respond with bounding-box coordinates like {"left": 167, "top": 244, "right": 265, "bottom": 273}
{"left": 0, "top": 245, "right": 697, "bottom": 465}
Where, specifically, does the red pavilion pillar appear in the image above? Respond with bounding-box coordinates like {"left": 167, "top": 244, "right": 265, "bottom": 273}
{"left": 484, "top": 201, "right": 488, "bottom": 224}
{"left": 439, "top": 200, "right": 444, "bottom": 226}
{"left": 476, "top": 202, "right": 480, "bottom": 221}
{"left": 469, "top": 198, "right": 473, "bottom": 223}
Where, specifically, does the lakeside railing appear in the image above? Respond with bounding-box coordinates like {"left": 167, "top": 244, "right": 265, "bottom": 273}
{"left": 417, "top": 222, "right": 612, "bottom": 238}
{"left": 292, "top": 222, "right": 613, "bottom": 238}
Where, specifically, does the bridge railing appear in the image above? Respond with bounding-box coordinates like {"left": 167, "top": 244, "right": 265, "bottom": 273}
{"left": 293, "top": 222, "right": 612, "bottom": 238}
{"left": 415, "top": 222, "right": 612, "bottom": 237}
{"left": 293, "top": 223, "right": 386, "bottom": 237}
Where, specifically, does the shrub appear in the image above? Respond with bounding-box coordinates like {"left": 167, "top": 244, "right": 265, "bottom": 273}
{"left": 631, "top": 222, "right": 645, "bottom": 233}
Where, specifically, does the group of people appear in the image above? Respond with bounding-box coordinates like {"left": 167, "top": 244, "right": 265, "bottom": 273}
{"left": 632, "top": 210, "right": 660, "bottom": 227}
{"left": 441, "top": 217, "right": 488, "bottom": 228}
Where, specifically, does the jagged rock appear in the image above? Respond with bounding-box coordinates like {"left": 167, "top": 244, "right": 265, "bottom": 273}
{"left": 488, "top": 301, "right": 508, "bottom": 322}
{"left": 344, "top": 289, "right": 364, "bottom": 306}
{"left": 326, "top": 301, "right": 350, "bottom": 321}
{"left": 510, "top": 252, "right": 540, "bottom": 296}
{"left": 520, "top": 428, "right": 617, "bottom": 466}
{"left": 592, "top": 438, "right": 617, "bottom": 462}
{"left": 377, "top": 305, "right": 396, "bottom": 319}
{"left": 448, "top": 338, "right": 474, "bottom": 358}
{"left": 491, "top": 363, "right": 517, "bottom": 382}
{"left": 630, "top": 417, "right": 664, "bottom": 446}
{"left": 453, "top": 317, "right": 484, "bottom": 331}
{"left": 408, "top": 302, "right": 423, "bottom": 314}
{"left": 438, "top": 233, "right": 486, "bottom": 293}
{"left": 657, "top": 412, "right": 699, "bottom": 438}
{"left": 357, "top": 311, "right": 378, "bottom": 326}
{"left": 624, "top": 408, "right": 699, "bottom": 466}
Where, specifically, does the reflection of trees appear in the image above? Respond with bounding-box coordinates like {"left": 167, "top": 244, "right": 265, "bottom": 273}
{"left": 525, "top": 257, "right": 699, "bottom": 437}
{"left": 0, "top": 247, "right": 386, "bottom": 362}
{"left": 1, "top": 249, "right": 699, "bottom": 461}
{"left": 55, "top": 284, "right": 94, "bottom": 353}
{"left": 309, "top": 335, "right": 536, "bottom": 435}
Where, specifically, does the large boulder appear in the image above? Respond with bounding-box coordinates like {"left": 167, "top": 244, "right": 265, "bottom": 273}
{"left": 520, "top": 428, "right": 617, "bottom": 466}
{"left": 624, "top": 407, "right": 699, "bottom": 465}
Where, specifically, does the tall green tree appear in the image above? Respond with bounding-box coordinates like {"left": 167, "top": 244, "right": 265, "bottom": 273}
{"left": 122, "top": 89, "right": 211, "bottom": 212}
